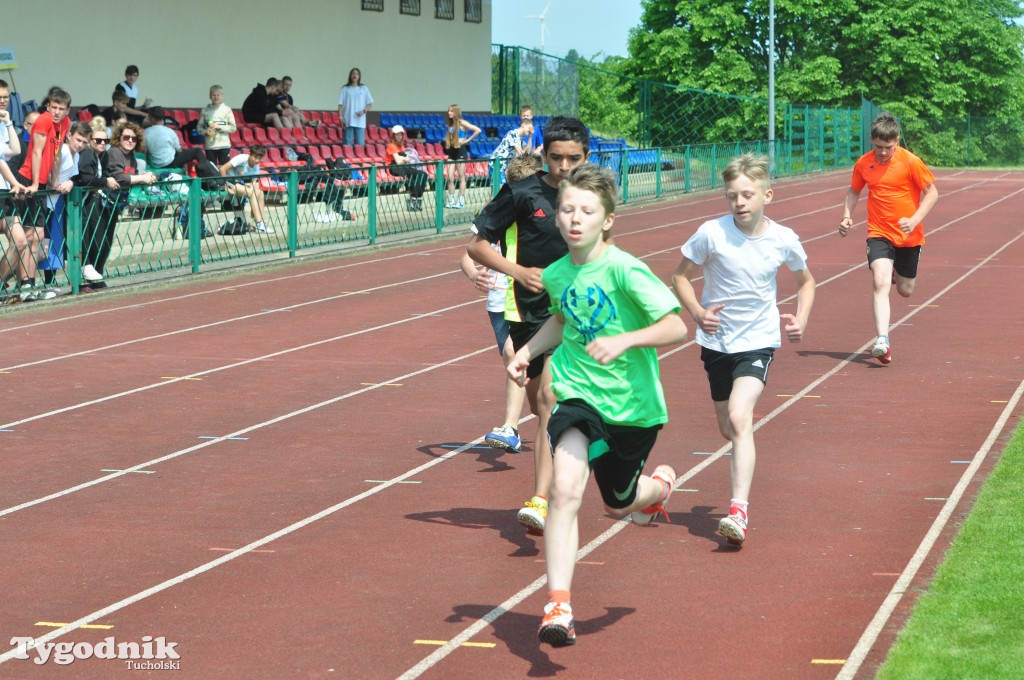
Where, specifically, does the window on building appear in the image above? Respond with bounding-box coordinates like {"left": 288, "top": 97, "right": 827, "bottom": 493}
{"left": 362, "top": 0, "right": 384, "bottom": 11}
{"left": 464, "top": 0, "right": 481, "bottom": 23}
{"left": 401, "top": 0, "right": 420, "bottom": 15}
{"left": 435, "top": 0, "right": 454, "bottom": 20}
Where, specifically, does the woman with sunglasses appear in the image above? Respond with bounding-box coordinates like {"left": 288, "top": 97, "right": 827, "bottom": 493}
{"left": 74, "top": 122, "right": 121, "bottom": 286}
{"left": 92, "top": 122, "right": 156, "bottom": 281}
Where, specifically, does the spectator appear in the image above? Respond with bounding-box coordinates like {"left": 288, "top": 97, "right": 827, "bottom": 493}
{"left": 12, "top": 88, "right": 73, "bottom": 298}
{"left": 242, "top": 78, "right": 285, "bottom": 130}
{"left": 73, "top": 124, "right": 119, "bottom": 286}
{"left": 520, "top": 104, "right": 543, "bottom": 153}
{"left": 491, "top": 117, "right": 535, "bottom": 178}
{"left": 337, "top": 68, "right": 373, "bottom": 147}
{"left": 198, "top": 85, "right": 237, "bottom": 165}
{"left": 39, "top": 121, "right": 92, "bottom": 284}
{"left": 115, "top": 64, "right": 153, "bottom": 124}
{"left": 98, "top": 121, "right": 158, "bottom": 278}
{"left": 219, "top": 144, "right": 272, "bottom": 233}
{"left": 276, "top": 76, "right": 315, "bottom": 128}
{"left": 314, "top": 157, "right": 357, "bottom": 223}
{"left": 385, "top": 125, "right": 428, "bottom": 212}
{"left": 143, "top": 107, "right": 218, "bottom": 177}
{"left": 0, "top": 79, "right": 22, "bottom": 169}
{"left": 443, "top": 104, "right": 481, "bottom": 210}
{"left": 100, "top": 89, "right": 131, "bottom": 130}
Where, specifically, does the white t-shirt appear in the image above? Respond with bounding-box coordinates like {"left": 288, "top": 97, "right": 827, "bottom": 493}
{"left": 225, "top": 154, "right": 261, "bottom": 179}
{"left": 337, "top": 85, "right": 373, "bottom": 129}
{"left": 681, "top": 215, "right": 809, "bottom": 353}
{"left": 0, "top": 124, "right": 11, "bottom": 190}
{"left": 486, "top": 242, "right": 509, "bottom": 313}
{"left": 47, "top": 146, "right": 80, "bottom": 209}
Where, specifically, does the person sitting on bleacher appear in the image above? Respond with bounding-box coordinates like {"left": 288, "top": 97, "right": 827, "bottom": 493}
{"left": 219, "top": 144, "right": 272, "bottom": 233}
{"left": 386, "top": 125, "right": 428, "bottom": 212}
{"left": 276, "top": 77, "right": 317, "bottom": 128}
{"left": 491, "top": 117, "right": 535, "bottom": 178}
{"left": 115, "top": 65, "right": 153, "bottom": 125}
{"left": 143, "top": 107, "right": 218, "bottom": 177}
{"left": 242, "top": 78, "right": 286, "bottom": 130}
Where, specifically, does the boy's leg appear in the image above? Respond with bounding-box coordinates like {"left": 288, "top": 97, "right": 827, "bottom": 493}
{"left": 540, "top": 426, "right": 589, "bottom": 647}
{"left": 869, "top": 257, "right": 894, "bottom": 338}
{"left": 501, "top": 335, "right": 527, "bottom": 430}
{"left": 715, "top": 375, "right": 764, "bottom": 544}
{"left": 533, "top": 362, "right": 555, "bottom": 499}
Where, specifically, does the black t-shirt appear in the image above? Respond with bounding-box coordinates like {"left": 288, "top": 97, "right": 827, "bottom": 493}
{"left": 473, "top": 171, "right": 568, "bottom": 324}
{"left": 241, "top": 84, "right": 270, "bottom": 123}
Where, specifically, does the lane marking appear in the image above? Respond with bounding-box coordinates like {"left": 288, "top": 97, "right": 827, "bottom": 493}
{"left": 365, "top": 480, "right": 421, "bottom": 484}
{"left": 208, "top": 548, "right": 275, "bottom": 554}
{"left": 100, "top": 469, "right": 155, "bottom": 475}
{"left": 360, "top": 383, "right": 403, "bottom": 387}
{"left": 776, "top": 394, "right": 820, "bottom": 398}
{"left": 36, "top": 622, "right": 113, "bottom": 630}
{"left": 198, "top": 436, "right": 249, "bottom": 441}
{"left": 836, "top": 379, "right": 1024, "bottom": 680}
{"left": 413, "top": 640, "right": 495, "bottom": 648}
{"left": 161, "top": 377, "right": 204, "bottom": 381}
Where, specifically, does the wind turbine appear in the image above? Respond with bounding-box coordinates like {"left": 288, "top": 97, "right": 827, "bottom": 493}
{"left": 524, "top": 0, "right": 552, "bottom": 53}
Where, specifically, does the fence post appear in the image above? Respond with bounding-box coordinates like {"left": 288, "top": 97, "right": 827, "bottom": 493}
{"left": 67, "top": 186, "right": 84, "bottom": 294}
{"left": 188, "top": 176, "right": 201, "bottom": 273}
{"left": 287, "top": 171, "right": 298, "bottom": 257}
{"left": 684, "top": 145, "right": 691, "bottom": 193}
{"left": 967, "top": 115, "right": 972, "bottom": 167}
{"left": 367, "top": 166, "right": 378, "bottom": 245}
{"left": 434, "top": 160, "right": 445, "bottom": 231}
{"left": 655, "top": 148, "right": 662, "bottom": 198}
{"left": 620, "top": 149, "right": 630, "bottom": 204}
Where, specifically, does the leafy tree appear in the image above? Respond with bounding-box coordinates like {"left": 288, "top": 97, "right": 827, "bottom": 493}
{"left": 626, "top": 0, "right": 1024, "bottom": 121}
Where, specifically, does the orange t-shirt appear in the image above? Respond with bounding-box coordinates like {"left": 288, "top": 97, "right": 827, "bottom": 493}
{"left": 851, "top": 146, "right": 935, "bottom": 247}
{"left": 385, "top": 141, "right": 404, "bottom": 166}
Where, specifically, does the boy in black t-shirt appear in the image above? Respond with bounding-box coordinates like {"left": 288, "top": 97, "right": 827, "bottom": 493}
{"left": 468, "top": 116, "right": 591, "bottom": 535}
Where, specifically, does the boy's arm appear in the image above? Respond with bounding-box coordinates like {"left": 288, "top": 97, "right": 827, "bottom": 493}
{"left": 585, "top": 312, "right": 688, "bottom": 366}
{"left": 507, "top": 315, "right": 565, "bottom": 386}
{"left": 459, "top": 251, "right": 497, "bottom": 293}
{"left": 467, "top": 233, "right": 543, "bottom": 291}
{"left": 781, "top": 268, "right": 816, "bottom": 343}
{"left": 0, "top": 159, "right": 25, "bottom": 193}
{"left": 839, "top": 187, "right": 862, "bottom": 237}
{"left": 898, "top": 183, "right": 939, "bottom": 234}
{"left": 27, "top": 130, "right": 47, "bottom": 191}
{"left": 671, "top": 257, "right": 724, "bottom": 335}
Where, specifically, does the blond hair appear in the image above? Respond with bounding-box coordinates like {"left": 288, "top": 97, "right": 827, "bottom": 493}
{"left": 557, "top": 164, "right": 617, "bottom": 238}
{"left": 505, "top": 153, "right": 542, "bottom": 183}
{"left": 721, "top": 152, "right": 771, "bottom": 189}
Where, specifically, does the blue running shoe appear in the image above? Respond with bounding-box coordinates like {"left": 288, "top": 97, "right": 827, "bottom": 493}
{"left": 485, "top": 425, "right": 521, "bottom": 453}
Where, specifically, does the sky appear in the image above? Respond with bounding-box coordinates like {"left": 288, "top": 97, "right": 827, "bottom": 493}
{"left": 490, "top": 0, "right": 645, "bottom": 60}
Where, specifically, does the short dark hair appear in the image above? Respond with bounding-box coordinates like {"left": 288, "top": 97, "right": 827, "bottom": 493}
{"left": 0, "top": 79, "right": 8, "bottom": 90}
{"left": 542, "top": 116, "right": 589, "bottom": 152}
{"left": 870, "top": 112, "right": 901, "bottom": 141}
{"left": 48, "top": 88, "right": 72, "bottom": 106}
{"left": 125, "top": 65, "right": 139, "bottom": 76}
{"left": 266, "top": 78, "right": 280, "bottom": 88}
{"left": 248, "top": 144, "right": 266, "bottom": 159}
{"left": 69, "top": 121, "right": 93, "bottom": 139}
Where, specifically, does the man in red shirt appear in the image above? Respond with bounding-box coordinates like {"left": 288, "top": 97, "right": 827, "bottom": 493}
{"left": 15, "top": 88, "right": 72, "bottom": 293}
{"left": 839, "top": 112, "right": 939, "bottom": 365}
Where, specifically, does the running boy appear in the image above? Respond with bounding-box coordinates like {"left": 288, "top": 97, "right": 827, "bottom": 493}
{"left": 507, "top": 165, "right": 687, "bottom": 647}
{"left": 839, "top": 112, "right": 938, "bottom": 364}
{"left": 461, "top": 154, "right": 543, "bottom": 454}
{"left": 467, "top": 116, "right": 591, "bottom": 535}
{"left": 672, "top": 153, "right": 815, "bottom": 547}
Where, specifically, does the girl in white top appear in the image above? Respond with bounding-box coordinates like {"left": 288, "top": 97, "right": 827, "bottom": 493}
{"left": 337, "top": 68, "right": 373, "bottom": 148}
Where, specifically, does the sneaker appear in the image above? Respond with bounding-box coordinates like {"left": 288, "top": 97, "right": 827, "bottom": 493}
{"left": 446, "top": 194, "right": 457, "bottom": 208}
{"left": 631, "top": 464, "right": 676, "bottom": 525}
{"left": 341, "top": 210, "right": 356, "bottom": 221}
{"left": 19, "top": 290, "right": 39, "bottom": 302}
{"left": 517, "top": 497, "right": 547, "bottom": 534}
{"left": 254, "top": 222, "right": 274, "bottom": 233}
{"left": 872, "top": 336, "right": 892, "bottom": 365}
{"left": 455, "top": 196, "right": 465, "bottom": 209}
{"left": 314, "top": 211, "right": 338, "bottom": 223}
{"left": 485, "top": 425, "right": 521, "bottom": 453}
{"left": 82, "top": 264, "right": 104, "bottom": 283}
{"left": 538, "top": 601, "right": 576, "bottom": 647}
{"left": 718, "top": 507, "right": 748, "bottom": 545}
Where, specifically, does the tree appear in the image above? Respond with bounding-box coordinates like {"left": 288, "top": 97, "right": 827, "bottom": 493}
{"left": 626, "top": 0, "right": 1024, "bottom": 121}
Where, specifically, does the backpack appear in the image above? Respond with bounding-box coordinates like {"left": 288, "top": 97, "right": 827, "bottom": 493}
{"left": 176, "top": 203, "right": 210, "bottom": 239}
{"left": 182, "top": 119, "right": 202, "bottom": 146}
{"left": 217, "top": 216, "right": 251, "bottom": 235}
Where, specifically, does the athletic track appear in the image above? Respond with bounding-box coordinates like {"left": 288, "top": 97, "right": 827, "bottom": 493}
{"left": 1, "top": 169, "right": 1021, "bottom": 679}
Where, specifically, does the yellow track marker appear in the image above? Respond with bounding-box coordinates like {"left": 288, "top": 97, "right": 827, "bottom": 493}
{"left": 414, "top": 640, "right": 495, "bottom": 648}
{"left": 36, "top": 622, "right": 113, "bottom": 630}
{"left": 811, "top": 659, "right": 846, "bottom": 665}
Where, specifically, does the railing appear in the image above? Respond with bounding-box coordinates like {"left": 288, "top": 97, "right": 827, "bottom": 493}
{"left": 1, "top": 143, "right": 855, "bottom": 300}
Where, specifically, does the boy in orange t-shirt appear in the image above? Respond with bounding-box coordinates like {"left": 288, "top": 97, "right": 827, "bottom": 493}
{"left": 839, "top": 112, "right": 938, "bottom": 365}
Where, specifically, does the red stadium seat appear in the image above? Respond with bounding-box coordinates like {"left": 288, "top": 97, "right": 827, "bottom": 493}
{"left": 279, "top": 127, "right": 296, "bottom": 145}
{"left": 252, "top": 127, "right": 269, "bottom": 144}
{"left": 266, "top": 127, "right": 282, "bottom": 145}
{"left": 239, "top": 127, "right": 255, "bottom": 146}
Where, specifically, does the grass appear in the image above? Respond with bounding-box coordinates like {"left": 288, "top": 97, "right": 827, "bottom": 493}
{"left": 876, "top": 415, "right": 1024, "bottom": 679}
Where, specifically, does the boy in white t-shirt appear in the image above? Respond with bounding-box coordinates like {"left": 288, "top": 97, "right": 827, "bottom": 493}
{"left": 671, "top": 153, "right": 815, "bottom": 547}
{"left": 219, "top": 144, "right": 271, "bottom": 233}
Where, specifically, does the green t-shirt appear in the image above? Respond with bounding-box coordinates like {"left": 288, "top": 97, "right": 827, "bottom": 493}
{"left": 543, "top": 245, "right": 681, "bottom": 427}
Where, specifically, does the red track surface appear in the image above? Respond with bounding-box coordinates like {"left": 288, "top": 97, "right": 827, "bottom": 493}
{"left": 1, "top": 170, "right": 1022, "bottom": 679}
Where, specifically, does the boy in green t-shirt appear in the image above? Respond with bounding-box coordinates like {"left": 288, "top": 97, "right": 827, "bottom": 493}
{"left": 507, "top": 165, "right": 688, "bottom": 648}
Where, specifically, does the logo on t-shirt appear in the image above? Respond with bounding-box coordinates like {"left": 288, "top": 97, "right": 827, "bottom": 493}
{"left": 532, "top": 207, "right": 546, "bottom": 218}
{"left": 560, "top": 284, "right": 616, "bottom": 343}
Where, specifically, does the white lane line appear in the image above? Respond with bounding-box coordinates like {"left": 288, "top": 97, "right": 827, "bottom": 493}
{"left": 835, "top": 379, "right": 1024, "bottom": 680}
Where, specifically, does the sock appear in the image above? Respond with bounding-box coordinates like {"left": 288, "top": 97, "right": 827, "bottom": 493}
{"left": 548, "top": 589, "right": 571, "bottom": 605}
{"left": 531, "top": 495, "right": 548, "bottom": 508}
{"left": 729, "top": 499, "right": 749, "bottom": 521}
